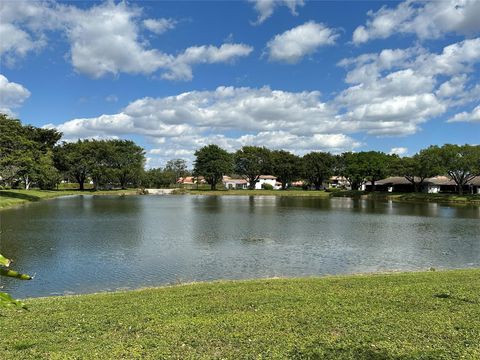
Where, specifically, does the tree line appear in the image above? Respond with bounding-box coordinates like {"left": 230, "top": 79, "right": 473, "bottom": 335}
{"left": 0, "top": 115, "right": 146, "bottom": 190}
{"left": 1, "top": 114, "right": 479, "bottom": 194}
{"left": 193, "top": 144, "right": 480, "bottom": 195}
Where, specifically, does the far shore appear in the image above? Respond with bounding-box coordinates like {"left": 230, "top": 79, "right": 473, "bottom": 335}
{"left": 1, "top": 188, "right": 479, "bottom": 210}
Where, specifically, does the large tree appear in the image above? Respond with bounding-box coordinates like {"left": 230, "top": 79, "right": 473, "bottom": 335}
{"left": 361, "top": 151, "right": 396, "bottom": 191}
{"left": 271, "top": 150, "right": 301, "bottom": 190}
{"left": 54, "top": 141, "right": 91, "bottom": 190}
{"left": 234, "top": 146, "right": 271, "bottom": 190}
{"left": 110, "top": 140, "right": 145, "bottom": 189}
{"left": 0, "top": 114, "right": 61, "bottom": 189}
{"left": 194, "top": 145, "right": 232, "bottom": 190}
{"left": 302, "top": 151, "right": 335, "bottom": 190}
{"left": 337, "top": 152, "right": 368, "bottom": 191}
{"left": 440, "top": 144, "right": 480, "bottom": 195}
{"left": 397, "top": 146, "right": 444, "bottom": 192}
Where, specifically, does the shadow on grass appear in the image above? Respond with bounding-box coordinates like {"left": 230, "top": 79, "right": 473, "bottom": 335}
{"left": 0, "top": 191, "right": 41, "bottom": 202}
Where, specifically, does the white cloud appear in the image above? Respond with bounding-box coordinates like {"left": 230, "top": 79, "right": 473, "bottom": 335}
{"left": 336, "top": 38, "right": 480, "bottom": 136}
{"left": 266, "top": 21, "right": 338, "bottom": 63}
{"left": 249, "top": 0, "right": 304, "bottom": 24}
{"left": 0, "top": 74, "right": 31, "bottom": 115}
{"left": 163, "top": 44, "right": 253, "bottom": 81}
{"left": 1, "top": 1, "right": 252, "bottom": 80}
{"left": 0, "top": 0, "right": 59, "bottom": 64}
{"left": 143, "top": 18, "right": 177, "bottom": 35}
{"left": 389, "top": 147, "right": 408, "bottom": 156}
{"left": 47, "top": 86, "right": 364, "bottom": 165}
{"left": 353, "top": 0, "right": 480, "bottom": 44}
{"left": 447, "top": 105, "right": 480, "bottom": 123}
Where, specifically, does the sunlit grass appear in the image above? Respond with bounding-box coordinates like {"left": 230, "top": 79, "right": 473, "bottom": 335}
{"left": 1, "top": 269, "right": 479, "bottom": 359}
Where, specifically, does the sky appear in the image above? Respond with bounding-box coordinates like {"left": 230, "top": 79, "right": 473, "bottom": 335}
{"left": 0, "top": 0, "right": 479, "bottom": 168}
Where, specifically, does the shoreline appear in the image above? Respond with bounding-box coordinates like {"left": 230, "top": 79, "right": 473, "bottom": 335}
{"left": 1, "top": 188, "right": 479, "bottom": 210}
{"left": 3, "top": 268, "right": 479, "bottom": 359}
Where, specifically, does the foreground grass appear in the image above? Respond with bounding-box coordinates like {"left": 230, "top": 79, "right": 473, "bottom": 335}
{"left": 0, "top": 189, "right": 137, "bottom": 209}
{"left": 1, "top": 270, "right": 480, "bottom": 359}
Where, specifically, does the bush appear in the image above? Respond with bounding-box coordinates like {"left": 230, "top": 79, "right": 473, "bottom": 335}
{"left": 262, "top": 183, "right": 274, "bottom": 190}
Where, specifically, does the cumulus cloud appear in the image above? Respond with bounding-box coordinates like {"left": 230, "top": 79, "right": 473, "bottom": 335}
{"left": 0, "top": 74, "right": 31, "bottom": 115}
{"left": 249, "top": 0, "right": 304, "bottom": 24}
{"left": 447, "top": 105, "right": 480, "bottom": 123}
{"left": 46, "top": 86, "right": 363, "bottom": 165}
{"left": 0, "top": 0, "right": 59, "bottom": 64}
{"left": 353, "top": 0, "right": 480, "bottom": 44}
{"left": 336, "top": 38, "right": 480, "bottom": 135}
{"left": 1, "top": 1, "right": 252, "bottom": 80}
{"left": 143, "top": 18, "right": 177, "bottom": 35}
{"left": 266, "top": 21, "right": 338, "bottom": 63}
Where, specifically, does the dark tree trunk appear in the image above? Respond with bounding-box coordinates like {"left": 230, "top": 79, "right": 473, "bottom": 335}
{"left": 371, "top": 179, "right": 376, "bottom": 192}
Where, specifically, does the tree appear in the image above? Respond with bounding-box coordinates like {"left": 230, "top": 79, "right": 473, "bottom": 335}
{"left": 440, "top": 144, "right": 480, "bottom": 195}
{"left": 396, "top": 146, "right": 444, "bottom": 192}
{"left": 337, "top": 152, "right": 368, "bottom": 191}
{"left": 194, "top": 145, "right": 232, "bottom": 190}
{"left": 302, "top": 152, "right": 335, "bottom": 190}
{"left": 234, "top": 146, "right": 271, "bottom": 190}
{"left": 361, "top": 151, "right": 395, "bottom": 191}
{"left": 271, "top": 150, "right": 301, "bottom": 190}
{"left": 0, "top": 114, "right": 61, "bottom": 189}
{"left": 54, "top": 141, "right": 91, "bottom": 190}
{"left": 164, "top": 159, "right": 188, "bottom": 184}
{"left": 143, "top": 168, "right": 173, "bottom": 188}
{"left": 110, "top": 140, "right": 146, "bottom": 189}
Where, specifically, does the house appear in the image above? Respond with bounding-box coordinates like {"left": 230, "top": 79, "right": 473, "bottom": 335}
{"left": 255, "top": 175, "right": 281, "bottom": 190}
{"left": 176, "top": 176, "right": 206, "bottom": 185}
{"left": 222, "top": 176, "right": 248, "bottom": 190}
{"left": 328, "top": 176, "right": 350, "bottom": 189}
{"left": 363, "top": 176, "right": 480, "bottom": 194}
{"left": 365, "top": 177, "right": 416, "bottom": 192}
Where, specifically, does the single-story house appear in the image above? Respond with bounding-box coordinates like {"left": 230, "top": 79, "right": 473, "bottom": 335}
{"left": 176, "top": 176, "right": 206, "bottom": 185}
{"left": 222, "top": 176, "right": 248, "bottom": 190}
{"left": 364, "top": 176, "right": 480, "bottom": 194}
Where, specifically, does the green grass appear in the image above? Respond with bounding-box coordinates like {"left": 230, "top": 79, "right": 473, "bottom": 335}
{"left": 1, "top": 269, "right": 479, "bottom": 359}
{"left": 0, "top": 189, "right": 138, "bottom": 209}
{"left": 186, "top": 188, "right": 331, "bottom": 197}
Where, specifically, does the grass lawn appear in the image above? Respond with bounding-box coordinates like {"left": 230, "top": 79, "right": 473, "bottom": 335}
{"left": 185, "top": 188, "right": 331, "bottom": 197}
{"left": 0, "top": 189, "right": 137, "bottom": 209}
{"left": 1, "top": 269, "right": 479, "bottom": 359}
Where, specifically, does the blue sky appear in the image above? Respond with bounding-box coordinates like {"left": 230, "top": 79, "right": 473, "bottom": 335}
{"left": 1, "top": 0, "right": 479, "bottom": 167}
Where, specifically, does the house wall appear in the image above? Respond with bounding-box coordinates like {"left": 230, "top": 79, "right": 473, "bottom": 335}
{"left": 255, "top": 178, "right": 278, "bottom": 190}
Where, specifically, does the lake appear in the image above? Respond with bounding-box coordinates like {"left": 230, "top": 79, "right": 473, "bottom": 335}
{"left": 1, "top": 195, "right": 479, "bottom": 298}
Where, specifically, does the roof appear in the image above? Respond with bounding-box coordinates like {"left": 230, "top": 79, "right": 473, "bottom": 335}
{"left": 223, "top": 178, "right": 248, "bottom": 184}
{"left": 259, "top": 175, "right": 277, "bottom": 180}
{"left": 366, "top": 176, "right": 480, "bottom": 186}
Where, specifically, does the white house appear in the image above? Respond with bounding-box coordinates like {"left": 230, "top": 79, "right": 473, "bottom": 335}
{"left": 255, "top": 175, "right": 281, "bottom": 190}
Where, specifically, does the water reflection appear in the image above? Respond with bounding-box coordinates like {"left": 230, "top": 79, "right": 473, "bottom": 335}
{"left": 1, "top": 195, "right": 479, "bottom": 298}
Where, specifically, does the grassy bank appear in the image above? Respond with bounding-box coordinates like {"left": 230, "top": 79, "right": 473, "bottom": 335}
{"left": 185, "top": 188, "right": 331, "bottom": 197}
{"left": 0, "top": 189, "right": 137, "bottom": 209}
{"left": 1, "top": 269, "right": 479, "bottom": 359}
{"left": 331, "top": 190, "right": 480, "bottom": 205}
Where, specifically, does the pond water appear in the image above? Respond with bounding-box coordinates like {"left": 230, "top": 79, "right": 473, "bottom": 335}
{"left": 1, "top": 195, "right": 479, "bottom": 298}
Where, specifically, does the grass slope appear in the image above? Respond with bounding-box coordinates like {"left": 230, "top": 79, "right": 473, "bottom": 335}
{"left": 0, "top": 189, "right": 137, "bottom": 209}
{"left": 1, "top": 270, "right": 479, "bottom": 359}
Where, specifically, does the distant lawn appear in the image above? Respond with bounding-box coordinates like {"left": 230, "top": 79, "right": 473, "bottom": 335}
{"left": 0, "top": 189, "right": 137, "bottom": 209}
{"left": 1, "top": 269, "right": 479, "bottom": 359}
{"left": 186, "top": 188, "right": 331, "bottom": 197}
